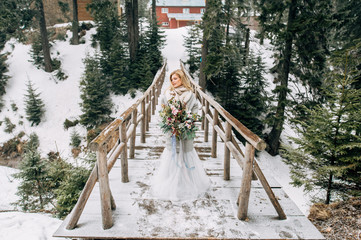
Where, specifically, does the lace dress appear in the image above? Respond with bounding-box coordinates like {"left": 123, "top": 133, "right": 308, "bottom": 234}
{"left": 151, "top": 87, "right": 211, "bottom": 202}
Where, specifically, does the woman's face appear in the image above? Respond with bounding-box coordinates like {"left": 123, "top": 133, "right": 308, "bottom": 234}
{"left": 171, "top": 74, "right": 182, "bottom": 88}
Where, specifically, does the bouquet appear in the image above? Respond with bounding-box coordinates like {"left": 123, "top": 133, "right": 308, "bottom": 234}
{"left": 159, "top": 97, "right": 202, "bottom": 140}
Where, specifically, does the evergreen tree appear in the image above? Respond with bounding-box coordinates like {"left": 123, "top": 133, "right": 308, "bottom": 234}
{"left": 24, "top": 80, "right": 45, "bottom": 126}
{"left": 55, "top": 165, "right": 91, "bottom": 218}
{"left": 79, "top": 55, "right": 112, "bottom": 129}
{"left": 237, "top": 52, "right": 269, "bottom": 138}
{"left": 88, "top": 0, "right": 121, "bottom": 53}
{"left": 183, "top": 24, "right": 202, "bottom": 76}
{"left": 105, "top": 32, "right": 130, "bottom": 95}
{"left": 13, "top": 133, "right": 53, "bottom": 211}
{"left": 145, "top": 16, "right": 165, "bottom": 76}
{"left": 256, "top": 0, "right": 332, "bottom": 155}
{"left": 70, "top": 129, "right": 81, "bottom": 148}
{"left": 282, "top": 50, "right": 361, "bottom": 204}
{"left": 202, "top": 0, "right": 225, "bottom": 94}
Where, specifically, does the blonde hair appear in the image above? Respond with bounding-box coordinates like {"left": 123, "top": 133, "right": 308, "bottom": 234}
{"left": 168, "top": 69, "right": 193, "bottom": 91}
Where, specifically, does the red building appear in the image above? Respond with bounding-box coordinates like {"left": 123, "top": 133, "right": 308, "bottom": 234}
{"left": 156, "top": 0, "right": 206, "bottom": 28}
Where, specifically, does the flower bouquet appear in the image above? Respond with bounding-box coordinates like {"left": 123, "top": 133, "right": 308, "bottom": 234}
{"left": 159, "top": 97, "right": 202, "bottom": 140}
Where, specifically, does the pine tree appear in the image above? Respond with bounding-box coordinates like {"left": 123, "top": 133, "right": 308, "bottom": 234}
{"left": 256, "top": 0, "right": 332, "bottom": 155}
{"left": 55, "top": 165, "right": 91, "bottom": 218}
{"left": 88, "top": 0, "right": 121, "bottom": 53}
{"left": 13, "top": 133, "right": 53, "bottom": 211}
{"left": 145, "top": 17, "right": 165, "bottom": 76}
{"left": 79, "top": 55, "right": 112, "bottom": 129}
{"left": 183, "top": 24, "right": 202, "bottom": 76}
{"left": 237, "top": 52, "right": 269, "bottom": 138}
{"left": 282, "top": 50, "right": 361, "bottom": 204}
{"left": 24, "top": 80, "right": 45, "bottom": 126}
{"left": 202, "top": 0, "right": 225, "bottom": 94}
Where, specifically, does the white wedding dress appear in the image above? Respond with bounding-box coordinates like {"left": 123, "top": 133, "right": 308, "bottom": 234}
{"left": 151, "top": 87, "right": 211, "bottom": 202}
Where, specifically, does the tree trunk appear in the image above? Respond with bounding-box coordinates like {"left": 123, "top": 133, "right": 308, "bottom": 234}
{"left": 126, "top": 0, "right": 139, "bottom": 62}
{"left": 199, "top": 0, "right": 208, "bottom": 90}
{"left": 266, "top": 0, "right": 297, "bottom": 156}
{"left": 36, "top": 0, "right": 52, "bottom": 72}
{"left": 152, "top": 0, "right": 156, "bottom": 24}
{"left": 244, "top": 28, "right": 250, "bottom": 64}
{"left": 225, "top": 0, "right": 231, "bottom": 46}
{"left": 72, "top": 0, "right": 79, "bottom": 45}
{"left": 325, "top": 172, "right": 333, "bottom": 204}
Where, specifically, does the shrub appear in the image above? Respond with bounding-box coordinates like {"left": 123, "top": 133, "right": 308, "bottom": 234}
{"left": 4, "top": 117, "right": 16, "bottom": 133}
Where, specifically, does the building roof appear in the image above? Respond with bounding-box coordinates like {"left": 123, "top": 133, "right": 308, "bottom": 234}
{"left": 156, "top": 0, "right": 206, "bottom": 7}
{"left": 167, "top": 13, "right": 203, "bottom": 21}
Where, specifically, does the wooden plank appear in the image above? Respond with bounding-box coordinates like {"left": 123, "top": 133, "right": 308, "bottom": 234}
{"left": 226, "top": 141, "right": 244, "bottom": 169}
{"left": 237, "top": 142, "right": 255, "bottom": 220}
{"left": 214, "top": 125, "right": 226, "bottom": 142}
{"left": 254, "top": 161, "right": 287, "bottom": 220}
{"left": 224, "top": 122, "right": 231, "bottom": 180}
{"left": 97, "top": 144, "right": 113, "bottom": 229}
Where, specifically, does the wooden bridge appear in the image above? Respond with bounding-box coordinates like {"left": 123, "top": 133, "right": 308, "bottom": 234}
{"left": 53, "top": 63, "right": 325, "bottom": 239}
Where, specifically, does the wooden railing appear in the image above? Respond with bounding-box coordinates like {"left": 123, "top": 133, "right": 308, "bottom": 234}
{"left": 66, "top": 62, "right": 167, "bottom": 230}
{"left": 181, "top": 62, "right": 287, "bottom": 221}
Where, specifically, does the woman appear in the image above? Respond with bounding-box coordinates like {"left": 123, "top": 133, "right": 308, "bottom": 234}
{"left": 151, "top": 69, "right": 211, "bottom": 202}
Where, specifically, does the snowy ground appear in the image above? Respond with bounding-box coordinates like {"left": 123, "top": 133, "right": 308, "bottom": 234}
{"left": 0, "top": 25, "right": 311, "bottom": 239}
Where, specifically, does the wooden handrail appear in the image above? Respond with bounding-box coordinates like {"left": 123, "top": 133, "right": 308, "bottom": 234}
{"left": 180, "top": 62, "right": 286, "bottom": 221}
{"left": 66, "top": 62, "right": 167, "bottom": 230}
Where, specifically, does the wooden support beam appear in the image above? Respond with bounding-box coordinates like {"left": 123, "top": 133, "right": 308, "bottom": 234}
{"left": 224, "top": 122, "right": 232, "bottom": 180}
{"left": 253, "top": 161, "right": 287, "bottom": 220}
{"left": 120, "top": 122, "right": 129, "bottom": 183}
{"left": 97, "top": 144, "right": 113, "bottom": 229}
{"left": 211, "top": 109, "right": 219, "bottom": 158}
{"left": 237, "top": 143, "right": 255, "bottom": 220}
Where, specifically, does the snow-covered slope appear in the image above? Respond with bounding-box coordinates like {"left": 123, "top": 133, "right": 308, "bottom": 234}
{"left": 0, "top": 25, "right": 142, "bottom": 159}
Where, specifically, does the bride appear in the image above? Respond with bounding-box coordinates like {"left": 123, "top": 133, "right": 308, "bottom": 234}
{"left": 151, "top": 69, "right": 211, "bottom": 202}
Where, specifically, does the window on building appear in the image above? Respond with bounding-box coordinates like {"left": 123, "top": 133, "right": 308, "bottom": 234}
{"left": 162, "top": 22, "right": 169, "bottom": 26}
{"left": 183, "top": 8, "right": 190, "bottom": 14}
{"left": 200, "top": 8, "right": 205, "bottom": 14}
{"left": 161, "top": 8, "right": 168, "bottom": 13}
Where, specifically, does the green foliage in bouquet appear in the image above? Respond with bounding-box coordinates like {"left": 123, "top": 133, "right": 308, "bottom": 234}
{"left": 159, "top": 97, "right": 202, "bottom": 140}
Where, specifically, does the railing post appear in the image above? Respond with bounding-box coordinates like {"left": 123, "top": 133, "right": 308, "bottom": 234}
{"left": 97, "top": 144, "right": 113, "bottom": 229}
{"left": 147, "top": 93, "right": 152, "bottom": 125}
{"left": 224, "top": 122, "right": 231, "bottom": 180}
{"left": 204, "top": 101, "right": 209, "bottom": 142}
{"left": 129, "top": 108, "right": 137, "bottom": 159}
{"left": 201, "top": 98, "right": 205, "bottom": 130}
{"left": 120, "top": 121, "right": 129, "bottom": 183}
{"left": 211, "top": 109, "right": 219, "bottom": 158}
{"left": 141, "top": 99, "right": 146, "bottom": 143}
{"left": 237, "top": 142, "right": 255, "bottom": 220}
{"left": 146, "top": 95, "right": 150, "bottom": 131}
{"left": 152, "top": 86, "right": 156, "bottom": 115}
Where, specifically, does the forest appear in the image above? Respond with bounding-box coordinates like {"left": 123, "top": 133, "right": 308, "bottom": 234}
{"left": 0, "top": 0, "right": 360, "bottom": 239}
